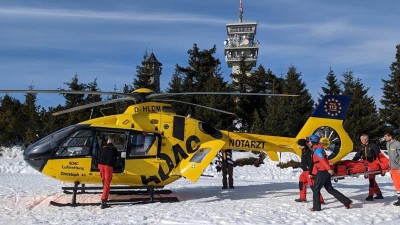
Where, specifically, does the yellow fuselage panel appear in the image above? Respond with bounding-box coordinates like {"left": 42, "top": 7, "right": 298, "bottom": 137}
{"left": 80, "top": 102, "right": 175, "bottom": 130}
{"left": 124, "top": 158, "right": 162, "bottom": 176}
{"left": 124, "top": 102, "right": 173, "bottom": 115}
{"left": 42, "top": 158, "right": 171, "bottom": 186}
{"left": 42, "top": 158, "right": 98, "bottom": 183}
{"left": 221, "top": 131, "right": 296, "bottom": 153}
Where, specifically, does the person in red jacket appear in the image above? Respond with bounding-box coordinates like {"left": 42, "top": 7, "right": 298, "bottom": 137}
{"left": 98, "top": 137, "right": 118, "bottom": 209}
{"left": 352, "top": 134, "right": 383, "bottom": 201}
{"left": 307, "top": 135, "right": 352, "bottom": 211}
{"left": 295, "top": 139, "right": 324, "bottom": 203}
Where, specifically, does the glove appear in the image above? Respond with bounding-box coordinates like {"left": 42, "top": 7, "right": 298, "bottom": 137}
{"left": 216, "top": 166, "right": 221, "bottom": 172}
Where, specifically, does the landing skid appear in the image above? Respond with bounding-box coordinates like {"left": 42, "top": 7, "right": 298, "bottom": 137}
{"left": 63, "top": 189, "right": 173, "bottom": 195}
{"left": 49, "top": 197, "right": 179, "bottom": 207}
{"left": 50, "top": 182, "right": 178, "bottom": 207}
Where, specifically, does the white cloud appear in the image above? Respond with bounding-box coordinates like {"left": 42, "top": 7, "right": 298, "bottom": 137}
{"left": 0, "top": 6, "right": 226, "bottom": 25}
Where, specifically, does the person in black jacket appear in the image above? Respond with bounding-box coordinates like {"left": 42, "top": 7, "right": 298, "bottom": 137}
{"left": 295, "top": 139, "right": 324, "bottom": 203}
{"left": 98, "top": 137, "right": 118, "bottom": 209}
{"left": 352, "top": 134, "right": 383, "bottom": 201}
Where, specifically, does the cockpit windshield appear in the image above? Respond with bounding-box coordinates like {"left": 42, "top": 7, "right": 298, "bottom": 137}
{"left": 24, "top": 124, "right": 90, "bottom": 157}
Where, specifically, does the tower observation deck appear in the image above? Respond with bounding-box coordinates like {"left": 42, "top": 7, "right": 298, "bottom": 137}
{"left": 224, "top": 0, "right": 259, "bottom": 74}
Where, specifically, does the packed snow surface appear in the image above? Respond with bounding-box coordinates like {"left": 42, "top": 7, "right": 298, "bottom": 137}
{"left": 0, "top": 146, "right": 399, "bottom": 225}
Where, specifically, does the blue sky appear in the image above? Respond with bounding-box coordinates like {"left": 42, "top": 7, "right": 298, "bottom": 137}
{"left": 0, "top": 0, "right": 399, "bottom": 108}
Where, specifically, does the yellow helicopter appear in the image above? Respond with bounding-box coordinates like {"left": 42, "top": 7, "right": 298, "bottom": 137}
{"left": 0, "top": 88, "right": 353, "bottom": 203}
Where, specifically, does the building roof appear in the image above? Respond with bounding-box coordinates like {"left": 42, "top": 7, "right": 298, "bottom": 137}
{"left": 146, "top": 53, "right": 162, "bottom": 66}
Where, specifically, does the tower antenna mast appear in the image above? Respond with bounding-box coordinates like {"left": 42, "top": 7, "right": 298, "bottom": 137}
{"left": 239, "top": 0, "right": 243, "bottom": 23}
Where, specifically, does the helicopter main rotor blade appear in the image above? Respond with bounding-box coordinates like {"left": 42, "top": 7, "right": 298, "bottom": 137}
{"left": 148, "top": 92, "right": 299, "bottom": 99}
{"left": 0, "top": 89, "right": 137, "bottom": 98}
{"left": 52, "top": 97, "right": 133, "bottom": 116}
{"left": 154, "top": 99, "right": 235, "bottom": 115}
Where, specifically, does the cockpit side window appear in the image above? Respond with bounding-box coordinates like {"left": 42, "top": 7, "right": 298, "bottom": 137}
{"left": 128, "top": 132, "right": 158, "bottom": 157}
{"left": 55, "top": 130, "right": 93, "bottom": 157}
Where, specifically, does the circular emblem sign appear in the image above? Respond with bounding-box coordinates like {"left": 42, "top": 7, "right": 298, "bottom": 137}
{"left": 324, "top": 98, "right": 342, "bottom": 117}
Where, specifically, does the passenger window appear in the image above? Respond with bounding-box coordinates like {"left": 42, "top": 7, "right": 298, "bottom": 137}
{"left": 55, "top": 130, "right": 93, "bottom": 157}
{"left": 129, "top": 133, "right": 157, "bottom": 156}
{"left": 96, "top": 132, "right": 127, "bottom": 152}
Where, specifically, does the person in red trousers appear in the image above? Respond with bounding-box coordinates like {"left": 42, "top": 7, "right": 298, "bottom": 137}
{"left": 98, "top": 137, "right": 118, "bottom": 209}
{"left": 352, "top": 134, "right": 383, "bottom": 201}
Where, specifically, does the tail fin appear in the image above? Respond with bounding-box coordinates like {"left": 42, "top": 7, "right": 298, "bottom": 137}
{"left": 296, "top": 95, "right": 353, "bottom": 162}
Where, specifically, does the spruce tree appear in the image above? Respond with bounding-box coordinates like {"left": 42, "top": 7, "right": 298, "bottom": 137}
{"left": 168, "top": 44, "right": 232, "bottom": 128}
{"left": 63, "top": 74, "right": 87, "bottom": 125}
{"left": 282, "top": 66, "right": 314, "bottom": 136}
{"left": 110, "top": 84, "right": 132, "bottom": 114}
{"left": 0, "top": 95, "right": 25, "bottom": 145}
{"left": 166, "top": 69, "right": 183, "bottom": 93}
{"left": 341, "top": 70, "right": 382, "bottom": 144}
{"left": 320, "top": 68, "right": 342, "bottom": 98}
{"left": 262, "top": 75, "right": 285, "bottom": 135}
{"left": 196, "top": 72, "right": 234, "bottom": 128}
{"left": 264, "top": 66, "right": 313, "bottom": 137}
{"left": 250, "top": 66, "right": 276, "bottom": 130}
{"left": 85, "top": 78, "right": 103, "bottom": 119}
{"left": 166, "top": 70, "right": 185, "bottom": 115}
{"left": 230, "top": 63, "right": 277, "bottom": 132}
{"left": 230, "top": 57, "right": 256, "bottom": 132}
{"left": 39, "top": 105, "right": 67, "bottom": 137}
{"left": 250, "top": 110, "right": 264, "bottom": 134}
{"left": 380, "top": 44, "right": 400, "bottom": 131}
{"left": 23, "top": 92, "right": 40, "bottom": 145}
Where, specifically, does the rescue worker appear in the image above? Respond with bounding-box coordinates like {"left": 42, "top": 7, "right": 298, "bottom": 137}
{"left": 307, "top": 134, "right": 352, "bottom": 211}
{"left": 98, "top": 137, "right": 118, "bottom": 209}
{"left": 352, "top": 134, "right": 383, "bottom": 201}
{"left": 295, "top": 139, "right": 324, "bottom": 203}
{"left": 383, "top": 131, "right": 400, "bottom": 206}
{"left": 216, "top": 149, "right": 234, "bottom": 189}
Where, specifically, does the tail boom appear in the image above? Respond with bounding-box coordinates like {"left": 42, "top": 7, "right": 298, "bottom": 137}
{"left": 221, "top": 131, "right": 297, "bottom": 161}
{"left": 219, "top": 95, "right": 353, "bottom": 162}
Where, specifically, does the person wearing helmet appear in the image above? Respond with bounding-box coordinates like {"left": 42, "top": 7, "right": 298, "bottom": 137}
{"left": 295, "top": 138, "right": 324, "bottom": 203}
{"left": 307, "top": 134, "right": 353, "bottom": 211}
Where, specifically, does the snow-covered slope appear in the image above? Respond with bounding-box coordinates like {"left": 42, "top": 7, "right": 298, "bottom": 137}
{"left": 0, "top": 147, "right": 399, "bottom": 225}
{"left": 0, "top": 146, "right": 37, "bottom": 174}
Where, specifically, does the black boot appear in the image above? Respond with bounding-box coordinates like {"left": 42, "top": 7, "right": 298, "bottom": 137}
{"left": 344, "top": 200, "right": 353, "bottom": 209}
{"left": 101, "top": 200, "right": 109, "bottom": 209}
{"left": 394, "top": 198, "right": 400, "bottom": 206}
{"left": 365, "top": 195, "right": 374, "bottom": 201}
{"left": 374, "top": 192, "right": 384, "bottom": 199}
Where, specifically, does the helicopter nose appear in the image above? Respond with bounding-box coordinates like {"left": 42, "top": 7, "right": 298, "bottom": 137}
{"left": 23, "top": 124, "right": 90, "bottom": 172}
{"left": 23, "top": 152, "right": 47, "bottom": 172}
{"left": 23, "top": 141, "right": 56, "bottom": 172}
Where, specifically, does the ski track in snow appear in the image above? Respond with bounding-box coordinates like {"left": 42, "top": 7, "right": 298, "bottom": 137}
{"left": 1, "top": 147, "right": 400, "bottom": 225}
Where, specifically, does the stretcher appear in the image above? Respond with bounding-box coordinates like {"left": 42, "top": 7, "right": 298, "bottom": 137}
{"left": 331, "top": 152, "right": 390, "bottom": 182}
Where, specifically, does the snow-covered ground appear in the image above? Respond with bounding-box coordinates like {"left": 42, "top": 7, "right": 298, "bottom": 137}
{"left": 0, "top": 147, "right": 400, "bottom": 225}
